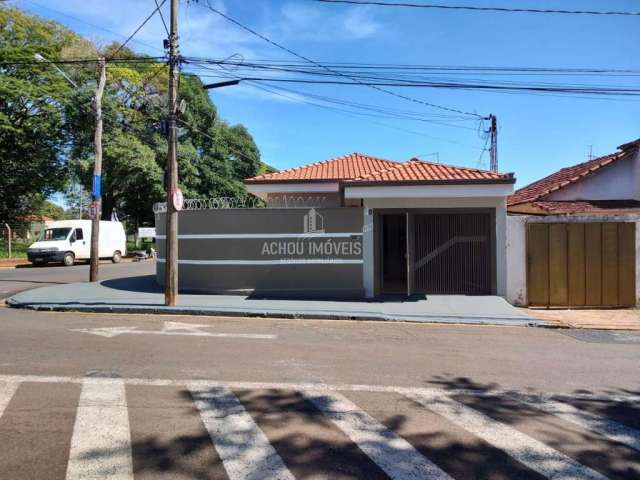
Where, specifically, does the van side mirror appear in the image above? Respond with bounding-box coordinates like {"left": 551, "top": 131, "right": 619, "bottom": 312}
{"left": 69, "top": 235, "right": 75, "bottom": 244}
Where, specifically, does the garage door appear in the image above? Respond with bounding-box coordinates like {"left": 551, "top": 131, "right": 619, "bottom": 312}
{"left": 412, "top": 213, "right": 493, "bottom": 294}
{"left": 527, "top": 222, "right": 636, "bottom": 307}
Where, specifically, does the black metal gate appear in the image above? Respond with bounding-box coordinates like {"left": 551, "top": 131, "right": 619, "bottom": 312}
{"left": 412, "top": 213, "right": 492, "bottom": 294}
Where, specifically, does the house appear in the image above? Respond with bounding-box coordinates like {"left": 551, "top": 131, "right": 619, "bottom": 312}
{"left": 155, "top": 153, "right": 515, "bottom": 299}
{"left": 506, "top": 139, "right": 640, "bottom": 308}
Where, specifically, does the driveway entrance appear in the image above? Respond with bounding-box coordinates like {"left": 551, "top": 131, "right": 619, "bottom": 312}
{"left": 377, "top": 209, "right": 496, "bottom": 296}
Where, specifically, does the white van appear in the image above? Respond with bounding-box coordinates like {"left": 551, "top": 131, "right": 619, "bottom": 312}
{"left": 27, "top": 220, "right": 126, "bottom": 266}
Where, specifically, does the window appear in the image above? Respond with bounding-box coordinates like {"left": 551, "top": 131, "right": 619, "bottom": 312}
{"left": 41, "top": 228, "right": 71, "bottom": 241}
{"left": 75, "top": 228, "right": 83, "bottom": 240}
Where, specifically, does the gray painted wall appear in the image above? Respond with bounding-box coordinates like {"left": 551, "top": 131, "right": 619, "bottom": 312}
{"left": 155, "top": 208, "right": 364, "bottom": 297}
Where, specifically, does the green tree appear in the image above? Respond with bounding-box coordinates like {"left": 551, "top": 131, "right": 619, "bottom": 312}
{"left": 0, "top": 7, "right": 76, "bottom": 226}
{"left": 1, "top": 7, "right": 263, "bottom": 232}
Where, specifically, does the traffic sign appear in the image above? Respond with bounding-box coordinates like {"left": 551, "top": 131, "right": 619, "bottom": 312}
{"left": 87, "top": 202, "right": 99, "bottom": 220}
{"left": 173, "top": 189, "right": 184, "bottom": 211}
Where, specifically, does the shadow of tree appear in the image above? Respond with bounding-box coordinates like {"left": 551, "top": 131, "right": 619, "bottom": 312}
{"left": 69, "top": 378, "right": 640, "bottom": 479}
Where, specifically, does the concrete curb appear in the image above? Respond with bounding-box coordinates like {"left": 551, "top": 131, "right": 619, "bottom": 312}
{"left": 6, "top": 297, "right": 540, "bottom": 327}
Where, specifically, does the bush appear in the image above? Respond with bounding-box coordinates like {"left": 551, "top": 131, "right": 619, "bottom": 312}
{"left": 0, "top": 239, "right": 30, "bottom": 259}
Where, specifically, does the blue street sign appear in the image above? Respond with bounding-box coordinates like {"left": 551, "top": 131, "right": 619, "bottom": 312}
{"left": 92, "top": 174, "right": 101, "bottom": 198}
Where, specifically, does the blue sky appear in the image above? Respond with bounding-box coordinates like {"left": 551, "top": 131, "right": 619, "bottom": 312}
{"left": 12, "top": 0, "right": 640, "bottom": 188}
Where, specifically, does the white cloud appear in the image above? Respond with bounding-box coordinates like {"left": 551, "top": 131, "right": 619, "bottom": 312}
{"left": 277, "top": 1, "right": 381, "bottom": 41}
{"left": 14, "top": 0, "right": 382, "bottom": 104}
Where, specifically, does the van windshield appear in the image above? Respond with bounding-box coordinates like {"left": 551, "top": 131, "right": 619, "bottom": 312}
{"left": 40, "top": 228, "right": 71, "bottom": 241}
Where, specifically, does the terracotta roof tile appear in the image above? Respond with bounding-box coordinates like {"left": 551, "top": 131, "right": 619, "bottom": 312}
{"left": 346, "top": 158, "right": 513, "bottom": 183}
{"left": 509, "top": 200, "right": 640, "bottom": 215}
{"left": 508, "top": 139, "right": 640, "bottom": 206}
{"left": 246, "top": 154, "right": 514, "bottom": 185}
{"left": 244, "top": 153, "right": 399, "bottom": 183}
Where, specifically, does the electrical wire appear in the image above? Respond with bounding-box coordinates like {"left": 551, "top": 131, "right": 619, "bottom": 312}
{"left": 195, "top": 1, "right": 485, "bottom": 118}
{"left": 313, "top": 0, "right": 640, "bottom": 17}
{"left": 154, "top": 0, "right": 170, "bottom": 36}
{"left": 186, "top": 62, "right": 483, "bottom": 147}
{"left": 0, "top": 58, "right": 165, "bottom": 66}
{"left": 188, "top": 73, "right": 640, "bottom": 96}
{"left": 109, "top": 0, "right": 168, "bottom": 59}
{"left": 24, "top": 0, "right": 165, "bottom": 55}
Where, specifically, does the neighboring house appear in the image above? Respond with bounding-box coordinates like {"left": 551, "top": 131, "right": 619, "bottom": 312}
{"left": 155, "top": 153, "right": 515, "bottom": 298}
{"left": 507, "top": 139, "right": 640, "bottom": 308}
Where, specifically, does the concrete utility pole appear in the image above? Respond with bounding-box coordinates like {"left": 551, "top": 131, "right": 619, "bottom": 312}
{"left": 165, "top": 0, "right": 179, "bottom": 305}
{"left": 489, "top": 114, "right": 498, "bottom": 172}
{"left": 90, "top": 58, "right": 106, "bottom": 282}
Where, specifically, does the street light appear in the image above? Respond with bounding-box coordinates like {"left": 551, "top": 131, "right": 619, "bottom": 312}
{"left": 202, "top": 79, "right": 241, "bottom": 90}
{"left": 34, "top": 53, "right": 79, "bottom": 88}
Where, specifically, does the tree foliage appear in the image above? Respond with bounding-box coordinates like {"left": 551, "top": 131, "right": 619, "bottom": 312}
{"left": 0, "top": 6, "right": 265, "bottom": 231}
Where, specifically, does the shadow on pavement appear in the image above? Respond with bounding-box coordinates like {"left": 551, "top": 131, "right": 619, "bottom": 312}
{"left": 68, "top": 375, "right": 640, "bottom": 479}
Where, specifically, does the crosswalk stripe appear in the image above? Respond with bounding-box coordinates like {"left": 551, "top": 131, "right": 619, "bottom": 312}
{"left": 507, "top": 393, "right": 640, "bottom": 452}
{"left": 304, "top": 390, "right": 454, "bottom": 480}
{"left": 190, "top": 386, "right": 295, "bottom": 480}
{"left": 405, "top": 391, "right": 609, "bottom": 480}
{"left": 0, "top": 381, "right": 19, "bottom": 418}
{"left": 65, "top": 380, "right": 133, "bottom": 480}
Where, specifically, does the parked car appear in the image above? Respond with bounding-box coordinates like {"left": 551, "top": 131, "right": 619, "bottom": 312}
{"left": 26, "top": 220, "right": 126, "bottom": 266}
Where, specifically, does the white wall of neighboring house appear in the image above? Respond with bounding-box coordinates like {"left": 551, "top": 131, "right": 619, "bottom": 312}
{"left": 506, "top": 215, "right": 528, "bottom": 306}
{"left": 506, "top": 214, "right": 640, "bottom": 307}
{"left": 546, "top": 154, "right": 637, "bottom": 201}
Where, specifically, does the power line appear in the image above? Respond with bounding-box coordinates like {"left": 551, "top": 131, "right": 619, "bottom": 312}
{"left": 186, "top": 57, "right": 640, "bottom": 75}
{"left": 24, "top": 0, "right": 165, "bottom": 54}
{"left": 313, "top": 0, "right": 640, "bottom": 17}
{"left": 186, "top": 74, "right": 640, "bottom": 96}
{"left": 195, "top": 1, "right": 485, "bottom": 118}
{"left": 0, "top": 58, "right": 164, "bottom": 66}
{"left": 185, "top": 62, "right": 482, "bottom": 147}
{"left": 109, "top": 0, "right": 168, "bottom": 59}
{"left": 154, "top": 0, "right": 170, "bottom": 36}
{"left": 183, "top": 61, "right": 477, "bottom": 128}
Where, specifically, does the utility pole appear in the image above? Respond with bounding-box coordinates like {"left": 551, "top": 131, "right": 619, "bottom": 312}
{"left": 165, "top": 0, "right": 179, "bottom": 305}
{"left": 90, "top": 58, "right": 106, "bottom": 282}
{"left": 489, "top": 114, "right": 498, "bottom": 172}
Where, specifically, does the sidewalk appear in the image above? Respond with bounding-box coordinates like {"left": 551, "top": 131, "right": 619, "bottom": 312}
{"left": 523, "top": 308, "right": 640, "bottom": 330}
{"left": 6, "top": 274, "right": 538, "bottom": 326}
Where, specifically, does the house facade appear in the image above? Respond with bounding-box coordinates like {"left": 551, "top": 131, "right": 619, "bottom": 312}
{"left": 507, "top": 139, "right": 640, "bottom": 307}
{"left": 155, "top": 153, "right": 515, "bottom": 299}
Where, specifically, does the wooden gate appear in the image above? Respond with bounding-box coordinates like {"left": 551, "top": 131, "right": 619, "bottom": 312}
{"left": 527, "top": 222, "right": 636, "bottom": 307}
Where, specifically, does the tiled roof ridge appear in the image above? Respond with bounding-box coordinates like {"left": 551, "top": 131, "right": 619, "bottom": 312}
{"left": 245, "top": 152, "right": 398, "bottom": 182}
{"left": 508, "top": 149, "right": 627, "bottom": 206}
{"left": 350, "top": 157, "right": 510, "bottom": 182}
{"left": 408, "top": 157, "right": 512, "bottom": 177}
{"left": 350, "top": 160, "right": 409, "bottom": 181}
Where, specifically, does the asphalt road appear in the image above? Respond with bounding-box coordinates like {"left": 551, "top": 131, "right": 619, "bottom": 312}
{"left": 0, "top": 260, "right": 155, "bottom": 299}
{"left": 0, "top": 264, "right": 639, "bottom": 479}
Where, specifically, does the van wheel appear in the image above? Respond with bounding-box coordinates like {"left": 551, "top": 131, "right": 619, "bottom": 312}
{"left": 62, "top": 252, "right": 75, "bottom": 266}
{"left": 112, "top": 251, "right": 122, "bottom": 264}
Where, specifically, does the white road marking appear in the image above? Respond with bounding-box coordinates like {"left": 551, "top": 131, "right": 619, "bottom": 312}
{"left": 66, "top": 380, "right": 133, "bottom": 480}
{"left": 507, "top": 393, "right": 640, "bottom": 452}
{"left": 405, "top": 391, "right": 609, "bottom": 480}
{"left": 0, "top": 381, "right": 19, "bottom": 418}
{"left": 0, "top": 374, "right": 638, "bottom": 403}
{"left": 304, "top": 391, "right": 453, "bottom": 480}
{"left": 70, "top": 326, "right": 276, "bottom": 339}
{"left": 162, "top": 321, "right": 215, "bottom": 332}
{"left": 190, "top": 386, "right": 295, "bottom": 480}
